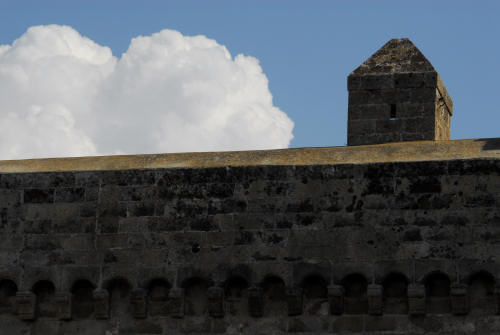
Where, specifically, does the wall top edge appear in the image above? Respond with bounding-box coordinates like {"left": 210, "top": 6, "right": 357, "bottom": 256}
{"left": 0, "top": 138, "right": 498, "bottom": 173}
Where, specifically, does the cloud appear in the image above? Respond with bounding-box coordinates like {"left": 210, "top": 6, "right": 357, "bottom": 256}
{"left": 0, "top": 25, "right": 293, "bottom": 159}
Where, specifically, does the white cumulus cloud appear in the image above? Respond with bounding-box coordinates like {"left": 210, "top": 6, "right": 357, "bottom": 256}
{"left": 0, "top": 25, "right": 294, "bottom": 159}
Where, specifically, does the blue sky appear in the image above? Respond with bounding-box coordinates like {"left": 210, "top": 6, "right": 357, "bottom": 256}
{"left": 0, "top": 0, "right": 498, "bottom": 152}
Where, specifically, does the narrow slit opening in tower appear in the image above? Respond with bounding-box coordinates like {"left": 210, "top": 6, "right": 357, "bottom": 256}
{"left": 390, "top": 104, "right": 397, "bottom": 120}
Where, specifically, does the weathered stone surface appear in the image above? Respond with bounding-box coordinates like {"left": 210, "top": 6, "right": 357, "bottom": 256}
{"left": 367, "top": 284, "right": 383, "bottom": 315}
{"left": 167, "top": 287, "right": 184, "bottom": 318}
{"left": 328, "top": 285, "right": 344, "bottom": 315}
{"left": 15, "top": 291, "right": 35, "bottom": 321}
{"left": 287, "top": 287, "right": 303, "bottom": 316}
{"left": 130, "top": 288, "right": 147, "bottom": 319}
{"left": 450, "top": 283, "right": 468, "bottom": 315}
{"left": 207, "top": 286, "right": 224, "bottom": 318}
{"left": 350, "top": 39, "right": 435, "bottom": 76}
{"left": 55, "top": 292, "right": 72, "bottom": 320}
{"left": 248, "top": 286, "right": 264, "bottom": 317}
{"left": 0, "top": 147, "right": 497, "bottom": 334}
{"left": 92, "top": 289, "right": 109, "bottom": 320}
{"left": 408, "top": 284, "right": 426, "bottom": 316}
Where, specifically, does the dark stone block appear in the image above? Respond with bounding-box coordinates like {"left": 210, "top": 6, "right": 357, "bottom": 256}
{"left": 100, "top": 170, "right": 156, "bottom": 186}
{"left": 154, "top": 217, "right": 186, "bottom": 231}
{"left": 98, "top": 202, "right": 127, "bottom": 218}
{"left": 128, "top": 202, "right": 156, "bottom": 217}
{"left": 440, "top": 215, "right": 469, "bottom": 226}
{"left": 103, "top": 251, "right": 117, "bottom": 263}
{"left": 403, "top": 228, "right": 422, "bottom": 242}
{"left": 55, "top": 292, "right": 72, "bottom": 320}
{"left": 415, "top": 194, "right": 453, "bottom": 210}
{"left": 175, "top": 199, "right": 207, "bottom": 217}
{"left": 328, "top": 285, "right": 344, "bottom": 315}
{"left": 363, "top": 177, "right": 394, "bottom": 195}
{"left": 367, "top": 284, "right": 383, "bottom": 315}
{"left": 52, "top": 218, "right": 95, "bottom": 234}
{"left": 85, "top": 187, "right": 99, "bottom": 201}
{"left": 248, "top": 286, "right": 263, "bottom": 317}
{"left": 364, "top": 315, "right": 400, "bottom": 332}
{"left": 93, "top": 289, "right": 109, "bottom": 319}
{"left": 263, "top": 181, "right": 295, "bottom": 197}
{"left": 157, "top": 186, "right": 177, "bottom": 200}
{"left": 252, "top": 252, "right": 276, "bottom": 261}
{"left": 55, "top": 188, "right": 85, "bottom": 203}
{"left": 414, "top": 217, "right": 437, "bottom": 226}
{"left": 394, "top": 72, "right": 436, "bottom": 88}
{"left": 167, "top": 288, "right": 184, "bottom": 318}
{"left": 234, "top": 231, "right": 254, "bottom": 245}
{"left": 208, "top": 199, "right": 246, "bottom": 215}
{"left": 23, "top": 219, "right": 52, "bottom": 234}
{"left": 25, "top": 235, "right": 61, "bottom": 251}
{"left": 190, "top": 217, "right": 217, "bottom": 231}
{"left": 49, "top": 172, "right": 77, "bottom": 188}
{"left": 131, "top": 288, "right": 147, "bottom": 319}
{"left": 75, "top": 171, "right": 101, "bottom": 187}
{"left": 207, "top": 286, "right": 224, "bottom": 318}
{"left": 288, "top": 318, "right": 308, "bottom": 333}
{"left": 494, "top": 285, "right": 500, "bottom": 315}
{"left": 295, "top": 214, "right": 317, "bottom": 226}
{"left": 119, "top": 186, "right": 157, "bottom": 201}
{"left": 206, "top": 183, "right": 234, "bottom": 198}
{"left": 464, "top": 194, "right": 496, "bottom": 208}
{"left": 15, "top": 291, "right": 36, "bottom": 321}
{"left": 286, "top": 199, "right": 314, "bottom": 213}
{"left": 0, "top": 174, "right": 27, "bottom": 188}
{"left": 409, "top": 314, "right": 444, "bottom": 332}
{"left": 211, "top": 319, "right": 229, "bottom": 334}
{"left": 276, "top": 217, "right": 295, "bottom": 229}
{"left": 287, "top": 287, "right": 303, "bottom": 316}
{"left": 332, "top": 315, "right": 364, "bottom": 333}
{"left": 450, "top": 283, "right": 468, "bottom": 315}
{"left": 157, "top": 169, "right": 186, "bottom": 185}
{"left": 266, "top": 233, "right": 284, "bottom": 245}
{"left": 222, "top": 199, "right": 247, "bottom": 213}
{"left": 264, "top": 165, "right": 293, "bottom": 181}
{"left": 448, "top": 159, "right": 500, "bottom": 176}
{"left": 99, "top": 216, "right": 120, "bottom": 233}
{"left": 24, "top": 189, "right": 54, "bottom": 204}
{"left": 409, "top": 177, "right": 442, "bottom": 193}
{"left": 80, "top": 203, "right": 97, "bottom": 218}
{"left": 408, "top": 284, "right": 425, "bottom": 315}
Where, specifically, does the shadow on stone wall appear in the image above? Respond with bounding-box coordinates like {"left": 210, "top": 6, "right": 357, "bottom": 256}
{"left": 479, "top": 138, "right": 500, "bottom": 151}
{"left": 4, "top": 269, "right": 500, "bottom": 321}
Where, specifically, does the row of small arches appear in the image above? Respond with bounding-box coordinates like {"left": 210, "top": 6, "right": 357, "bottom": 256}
{"left": 0, "top": 270, "right": 496, "bottom": 319}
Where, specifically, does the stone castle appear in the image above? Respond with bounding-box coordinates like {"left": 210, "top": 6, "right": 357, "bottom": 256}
{"left": 0, "top": 38, "right": 499, "bottom": 334}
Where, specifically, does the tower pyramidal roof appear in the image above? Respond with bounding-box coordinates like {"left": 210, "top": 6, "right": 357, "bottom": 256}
{"left": 351, "top": 38, "right": 436, "bottom": 75}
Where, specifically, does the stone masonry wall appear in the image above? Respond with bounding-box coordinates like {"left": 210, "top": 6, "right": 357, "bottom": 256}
{"left": 0, "top": 158, "right": 499, "bottom": 334}
{"left": 347, "top": 73, "right": 439, "bottom": 146}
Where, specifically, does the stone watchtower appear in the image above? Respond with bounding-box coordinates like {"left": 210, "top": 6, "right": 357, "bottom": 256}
{"left": 347, "top": 38, "right": 453, "bottom": 146}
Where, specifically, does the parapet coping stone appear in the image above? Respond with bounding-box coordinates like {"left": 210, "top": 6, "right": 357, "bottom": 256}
{"left": 0, "top": 138, "right": 498, "bottom": 173}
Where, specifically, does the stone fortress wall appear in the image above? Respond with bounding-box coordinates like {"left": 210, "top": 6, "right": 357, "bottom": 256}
{"left": 0, "top": 139, "right": 498, "bottom": 334}
{"left": 0, "top": 38, "right": 498, "bottom": 334}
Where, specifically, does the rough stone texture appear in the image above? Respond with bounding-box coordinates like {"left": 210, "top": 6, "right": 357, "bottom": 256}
{"left": 0, "top": 138, "right": 499, "bottom": 174}
{"left": 435, "top": 85, "right": 452, "bottom": 140}
{"left": 0, "top": 142, "right": 498, "bottom": 333}
{"left": 347, "top": 38, "right": 453, "bottom": 146}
